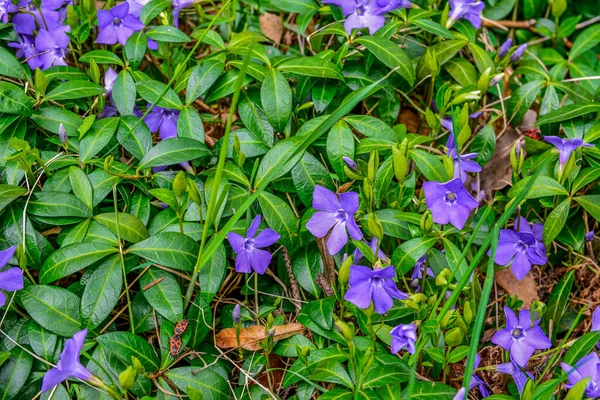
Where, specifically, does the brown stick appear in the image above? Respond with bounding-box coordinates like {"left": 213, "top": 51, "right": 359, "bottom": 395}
{"left": 280, "top": 246, "right": 302, "bottom": 313}
{"left": 482, "top": 19, "right": 536, "bottom": 29}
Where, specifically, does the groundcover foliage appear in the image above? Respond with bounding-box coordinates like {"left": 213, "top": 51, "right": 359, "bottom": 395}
{"left": 0, "top": 0, "right": 600, "bottom": 398}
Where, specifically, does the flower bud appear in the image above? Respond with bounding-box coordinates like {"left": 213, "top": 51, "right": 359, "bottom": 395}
{"left": 118, "top": 366, "right": 136, "bottom": 391}
{"left": 451, "top": 91, "right": 481, "bottom": 105}
{"left": 335, "top": 320, "right": 355, "bottom": 342}
{"left": 343, "top": 156, "right": 358, "bottom": 171}
{"left": 344, "top": 165, "right": 364, "bottom": 181}
{"left": 420, "top": 212, "right": 433, "bottom": 233}
{"left": 104, "top": 155, "right": 114, "bottom": 172}
{"left": 186, "top": 178, "right": 202, "bottom": 207}
{"left": 436, "top": 268, "right": 452, "bottom": 286}
{"left": 58, "top": 123, "right": 68, "bottom": 145}
{"left": 338, "top": 254, "right": 353, "bottom": 287}
{"left": 299, "top": 346, "right": 310, "bottom": 358}
{"left": 444, "top": 327, "right": 464, "bottom": 346}
{"left": 510, "top": 44, "right": 527, "bottom": 62}
{"left": 489, "top": 73, "right": 505, "bottom": 87}
{"left": 367, "top": 213, "right": 384, "bottom": 242}
{"left": 232, "top": 304, "right": 241, "bottom": 324}
{"left": 131, "top": 356, "right": 144, "bottom": 375}
{"left": 173, "top": 171, "right": 187, "bottom": 198}
{"left": 498, "top": 38, "right": 512, "bottom": 58}
{"left": 586, "top": 231, "right": 595, "bottom": 242}
{"left": 266, "top": 328, "right": 276, "bottom": 338}
{"left": 440, "top": 309, "right": 456, "bottom": 329}
{"left": 529, "top": 300, "right": 546, "bottom": 324}
{"left": 367, "top": 151, "right": 379, "bottom": 182}
{"left": 392, "top": 146, "right": 408, "bottom": 183}
{"left": 463, "top": 300, "right": 474, "bottom": 325}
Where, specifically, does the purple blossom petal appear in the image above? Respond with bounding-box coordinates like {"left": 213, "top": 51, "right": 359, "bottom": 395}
{"left": 253, "top": 229, "right": 280, "bottom": 248}
{"left": 327, "top": 221, "right": 349, "bottom": 255}
{"left": 0, "top": 268, "right": 24, "bottom": 292}
{"left": 312, "top": 185, "right": 341, "bottom": 212}
{"left": 42, "top": 329, "right": 92, "bottom": 392}
{"left": 306, "top": 211, "right": 338, "bottom": 238}
{"left": 226, "top": 232, "right": 245, "bottom": 253}
{"left": 249, "top": 248, "right": 272, "bottom": 275}
{"left": 0, "top": 246, "right": 16, "bottom": 268}
{"left": 246, "top": 214, "right": 261, "bottom": 238}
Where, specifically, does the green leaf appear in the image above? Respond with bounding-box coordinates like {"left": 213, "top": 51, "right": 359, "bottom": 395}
{"left": 356, "top": 36, "right": 415, "bottom": 85}
{"left": 0, "top": 184, "right": 27, "bottom": 213}
{"left": 126, "top": 232, "right": 200, "bottom": 271}
{"left": 116, "top": 115, "right": 152, "bottom": 160}
{"left": 574, "top": 195, "right": 600, "bottom": 221}
{"left": 261, "top": 69, "right": 292, "bottom": 132}
{"left": 391, "top": 236, "right": 438, "bottom": 274}
{"left": 198, "top": 242, "right": 226, "bottom": 302}
{"left": 0, "top": 347, "right": 32, "bottom": 399}
{"left": 80, "top": 117, "right": 120, "bottom": 163}
{"left": 537, "top": 103, "right": 600, "bottom": 126}
{"left": 0, "top": 87, "right": 33, "bottom": 116}
{"left": 146, "top": 25, "right": 190, "bottom": 42}
{"left": 292, "top": 244, "right": 324, "bottom": 298}
{"left": 254, "top": 136, "right": 305, "bottom": 188}
{"left": 124, "top": 31, "right": 147, "bottom": 70}
{"left": 112, "top": 70, "right": 137, "bottom": 115}
{"left": 470, "top": 125, "right": 496, "bottom": 166}
{"left": 430, "top": 40, "right": 467, "bottom": 65}
{"left": 45, "top": 80, "right": 105, "bottom": 101}
{"left": 93, "top": 212, "right": 149, "bottom": 243}
{"left": 238, "top": 93, "right": 274, "bottom": 147}
{"left": 276, "top": 57, "right": 344, "bottom": 80}
{"left": 79, "top": 50, "right": 124, "bottom": 66}
{"left": 569, "top": 24, "right": 600, "bottom": 60}
{"left": 508, "top": 176, "right": 568, "bottom": 199}
{"left": 402, "top": 381, "right": 457, "bottom": 399}
{"left": 81, "top": 255, "right": 123, "bottom": 329}
{"left": 39, "top": 242, "right": 118, "bottom": 284}
{"left": 69, "top": 167, "right": 93, "bottom": 211}
{"left": 140, "top": 268, "right": 183, "bottom": 323}
{"left": 28, "top": 192, "right": 93, "bottom": 219}
{"left": 177, "top": 106, "right": 205, "bottom": 143}
{"left": 543, "top": 197, "right": 570, "bottom": 244}
{"left": 545, "top": 270, "right": 574, "bottom": 342}
{"left": 186, "top": 60, "right": 224, "bottom": 105}
{"left": 409, "top": 149, "right": 446, "bottom": 182}
{"left": 138, "top": 138, "right": 210, "bottom": 170}
{"left": 326, "top": 120, "right": 354, "bottom": 181}
{"left": 443, "top": 238, "right": 469, "bottom": 282}
{"left": 482, "top": 0, "right": 517, "bottom": 21}
{"left": 362, "top": 361, "right": 410, "bottom": 388}
{"left": 97, "top": 331, "right": 160, "bottom": 371}
{"left": 166, "top": 367, "right": 229, "bottom": 397}
{"left": 304, "top": 297, "right": 335, "bottom": 330}
{"left": 186, "top": 295, "right": 212, "bottom": 350}
{"left": 572, "top": 169, "right": 600, "bottom": 194}
{"left": 136, "top": 79, "right": 183, "bottom": 110}
{"left": 411, "top": 19, "right": 454, "bottom": 39}
{"left": 312, "top": 79, "right": 336, "bottom": 112}
{"left": 27, "top": 321, "right": 58, "bottom": 361}
{"left": 140, "top": 0, "right": 171, "bottom": 24}
{"left": 310, "top": 360, "right": 354, "bottom": 388}
{"left": 445, "top": 59, "right": 477, "bottom": 87}
{"left": 507, "top": 80, "right": 545, "bottom": 125}
{"left": 30, "top": 106, "right": 82, "bottom": 137}
{"left": 344, "top": 115, "right": 397, "bottom": 141}
{"left": 258, "top": 191, "right": 298, "bottom": 249}
{"left": 0, "top": 47, "right": 26, "bottom": 79}
{"left": 21, "top": 285, "right": 82, "bottom": 336}
{"left": 564, "top": 331, "right": 600, "bottom": 366}
{"left": 292, "top": 152, "right": 335, "bottom": 207}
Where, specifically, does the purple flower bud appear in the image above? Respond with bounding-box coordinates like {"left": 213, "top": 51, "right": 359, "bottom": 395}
{"left": 232, "top": 304, "right": 241, "bottom": 324}
{"left": 498, "top": 38, "right": 512, "bottom": 58}
{"left": 343, "top": 156, "right": 358, "bottom": 171}
{"left": 515, "top": 138, "right": 523, "bottom": 157}
{"left": 58, "top": 123, "right": 68, "bottom": 144}
{"left": 586, "top": 231, "right": 595, "bottom": 242}
{"left": 489, "top": 73, "right": 505, "bottom": 87}
{"left": 510, "top": 44, "right": 527, "bottom": 62}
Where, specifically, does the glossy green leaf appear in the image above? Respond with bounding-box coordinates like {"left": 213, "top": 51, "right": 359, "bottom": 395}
{"left": 124, "top": 31, "right": 147, "bottom": 70}
{"left": 0, "top": 347, "right": 32, "bottom": 399}
{"left": 261, "top": 69, "right": 292, "bottom": 132}
{"left": 258, "top": 191, "right": 298, "bottom": 249}
{"left": 409, "top": 149, "right": 446, "bottom": 182}
{"left": 93, "top": 212, "right": 149, "bottom": 243}
{"left": 0, "top": 184, "right": 27, "bottom": 213}
{"left": 137, "top": 138, "right": 210, "bottom": 170}
{"left": 113, "top": 70, "right": 137, "bottom": 115}
{"left": 116, "top": 115, "right": 152, "bottom": 160}
{"left": 545, "top": 270, "right": 574, "bottom": 342}
{"left": 146, "top": 25, "right": 190, "bottom": 42}
{"left": 356, "top": 36, "right": 415, "bottom": 85}
{"left": 276, "top": 57, "right": 344, "bottom": 80}
{"left": 391, "top": 236, "right": 438, "bottom": 274}
{"left": 79, "top": 50, "right": 124, "bottom": 66}
{"left": 292, "top": 152, "right": 335, "bottom": 207}
{"left": 28, "top": 192, "right": 93, "bottom": 219}
{"left": 0, "top": 47, "right": 26, "bottom": 79}
{"left": 185, "top": 60, "right": 224, "bottom": 105}
{"left": 508, "top": 176, "right": 568, "bottom": 199}
{"left": 22, "top": 285, "right": 82, "bottom": 336}
{"left": 97, "top": 331, "right": 160, "bottom": 371}
{"left": 45, "top": 80, "right": 105, "bottom": 101}
{"left": 80, "top": 117, "right": 120, "bottom": 163}
{"left": 166, "top": 367, "right": 229, "bottom": 397}
{"left": 537, "top": 103, "right": 600, "bottom": 126}
{"left": 136, "top": 79, "right": 183, "bottom": 110}
{"left": 198, "top": 242, "right": 227, "bottom": 302}
{"left": 543, "top": 197, "right": 570, "bottom": 244}
{"left": 140, "top": 267, "right": 183, "bottom": 323}
{"left": 326, "top": 120, "right": 354, "bottom": 181}
{"left": 68, "top": 167, "right": 93, "bottom": 211}
{"left": 126, "top": 232, "right": 200, "bottom": 271}
{"left": 574, "top": 195, "right": 600, "bottom": 221}
{"left": 292, "top": 244, "right": 324, "bottom": 298}
{"left": 80, "top": 255, "right": 123, "bottom": 329}
{"left": 569, "top": 24, "right": 600, "bottom": 60}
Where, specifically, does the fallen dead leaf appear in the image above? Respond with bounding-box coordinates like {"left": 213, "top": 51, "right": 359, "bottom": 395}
{"left": 495, "top": 267, "right": 540, "bottom": 308}
{"left": 215, "top": 323, "right": 304, "bottom": 351}
{"left": 259, "top": 13, "right": 283, "bottom": 44}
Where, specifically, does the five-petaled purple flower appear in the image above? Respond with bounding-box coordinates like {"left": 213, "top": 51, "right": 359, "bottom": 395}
{"left": 544, "top": 136, "right": 594, "bottom": 169}
{"left": 144, "top": 104, "right": 180, "bottom": 140}
{"left": 561, "top": 352, "right": 600, "bottom": 398}
{"left": 423, "top": 178, "right": 479, "bottom": 230}
{"left": 35, "top": 26, "right": 70, "bottom": 70}
{"left": 390, "top": 323, "right": 417, "bottom": 354}
{"left": 97, "top": 2, "right": 144, "bottom": 46}
{"left": 42, "top": 329, "right": 95, "bottom": 392}
{"left": 492, "top": 217, "right": 547, "bottom": 280}
{"left": 227, "top": 215, "right": 280, "bottom": 275}
{"left": 445, "top": 130, "right": 482, "bottom": 181}
{"left": 13, "top": 0, "right": 62, "bottom": 35}
{"left": 0, "top": 246, "right": 24, "bottom": 307}
{"left": 447, "top": 0, "right": 485, "bottom": 29}
{"left": 306, "top": 185, "right": 363, "bottom": 255}
{"left": 323, "top": 0, "right": 411, "bottom": 35}
{"left": 498, "top": 38, "right": 512, "bottom": 58}
{"left": 8, "top": 34, "right": 41, "bottom": 70}
{"left": 496, "top": 361, "right": 534, "bottom": 394}
{"left": 469, "top": 355, "right": 490, "bottom": 397}
{"left": 491, "top": 307, "right": 551, "bottom": 367}
{"left": 344, "top": 265, "right": 407, "bottom": 314}
{"left": 353, "top": 237, "right": 390, "bottom": 264}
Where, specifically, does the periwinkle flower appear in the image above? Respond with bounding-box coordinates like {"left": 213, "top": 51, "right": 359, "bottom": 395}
{"left": 126, "top": 0, "right": 151, "bottom": 17}
{"left": 226, "top": 215, "right": 280, "bottom": 275}
{"left": 592, "top": 307, "right": 600, "bottom": 349}
{"left": 0, "top": 246, "right": 24, "bottom": 307}
{"left": 447, "top": 0, "right": 485, "bottom": 29}
{"left": 0, "top": 0, "right": 17, "bottom": 23}
{"left": 104, "top": 67, "right": 118, "bottom": 95}
{"left": 496, "top": 361, "right": 534, "bottom": 394}
{"left": 306, "top": 185, "right": 363, "bottom": 255}
{"left": 498, "top": 38, "right": 512, "bottom": 57}
{"left": 390, "top": 323, "right": 417, "bottom": 354}
{"left": 144, "top": 105, "right": 180, "bottom": 140}
{"left": 12, "top": 0, "right": 62, "bottom": 34}
{"left": 544, "top": 136, "right": 594, "bottom": 169}
{"left": 96, "top": 2, "right": 144, "bottom": 46}
{"left": 469, "top": 354, "right": 490, "bottom": 397}
{"left": 353, "top": 237, "right": 390, "bottom": 264}
{"left": 586, "top": 231, "right": 595, "bottom": 242}
{"left": 7, "top": 34, "right": 42, "bottom": 70}
{"left": 410, "top": 254, "right": 433, "bottom": 291}
{"left": 232, "top": 304, "right": 241, "bottom": 324}
{"left": 510, "top": 44, "right": 527, "bottom": 62}
{"left": 491, "top": 307, "right": 551, "bottom": 367}
{"left": 42, "top": 329, "right": 96, "bottom": 392}
{"left": 323, "top": 0, "right": 411, "bottom": 35}
{"left": 423, "top": 178, "right": 479, "bottom": 230}
{"left": 561, "top": 352, "right": 600, "bottom": 398}
{"left": 344, "top": 265, "right": 407, "bottom": 314}
{"left": 35, "top": 27, "right": 70, "bottom": 70}
{"left": 492, "top": 217, "right": 547, "bottom": 280}
{"left": 448, "top": 150, "right": 482, "bottom": 182}
{"left": 172, "top": 0, "right": 195, "bottom": 26}
{"left": 453, "top": 387, "right": 466, "bottom": 400}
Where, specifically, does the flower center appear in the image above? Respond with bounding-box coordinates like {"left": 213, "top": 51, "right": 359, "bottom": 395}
{"left": 53, "top": 46, "right": 67, "bottom": 59}
{"left": 335, "top": 209, "right": 347, "bottom": 222}
{"left": 243, "top": 238, "right": 255, "bottom": 251}
{"left": 27, "top": 1, "right": 35, "bottom": 10}
{"left": 444, "top": 192, "right": 457, "bottom": 205}
{"left": 511, "top": 328, "right": 524, "bottom": 339}
{"left": 113, "top": 17, "right": 122, "bottom": 26}
{"left": 355, "top": 4, "right": 365, "bottom": 15}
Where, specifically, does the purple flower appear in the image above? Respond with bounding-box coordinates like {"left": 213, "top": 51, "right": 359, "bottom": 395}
{"left": 544, "top": 136, "right": 594, "bottom": 169}
{"left": 586, "top": 231, "right": 595, "bottom": 242}
{"left": 306, "top": 185, "right": 363, "bottom": 255}
{"left": 498, "top": 38, "right": 512, "bottom": 57}
{"left": 96, "top": 2, "right": 144, "bottom": 46}
{"left": 172, "top": 0, "right": 195, "bottom": 26}
{"left": 390, "top": 323, "right": 417, "bottom": 354}
{"left": 34, "top": 26, "right": 70, "bottom": 70}
{"left": 353, "top": 237, "right": 390, "bottom": 264}
{"left": 491, "top": 307, "right": 551, "bottom": 367}
{"left": 423, "top": 178, "right": 479, "bottom": 230}
{"left": 126, "top": 0, "right": 151, "bottom": 17}
{"left": 42, "top": 329, "right": 94, "bottom": 392}
{"left": 0, "top": 246, "right": 23, "bottom": 307}
{"left": 510, "top": 44, "right": 527, "bottom": 62}
{"left": 496, "top": 361, "right": 534, "bottom": 394}
{"left": 410, "top": 254, "right": 433, "bottom": 291}
{"left": 561, "top": 352, "right": 600, "bottom": 398}
{"left": 8, "top": 34, "right": 42, "bottom": 70}
{"left": 453, "top": 387, "right": 466, "bottom": 400}
{"left": 448, "top": 150, "right": 482, "bottom": 182}
{"left": 0, "top": 0, "right": 17, "bottom": 23}
{"left": 323, "top": 0, "right": 411, "bottom": 35}
{"left": 226, "top": 215, "right": 280, "bottom": 275}
{"left": 343, "top": 156, "right": 358, "bottom": 171}
{"left": 592, "top": 307, "right": 600, "bottom": 349}
{"left": 469, "top": 355, "right": 490, "bottom": 397}
{"left": 448, "top": 0, "right": 485, "bottom": 29}
{"left": 232, "top": 304, "right": 241, "bottom": 324}
{"left": 12, "top": 0, "right": 62, "bottom": 34}
{"left": 144, "top": 105, "right": 180, "bottom": 140}
{"left": 104, "top": 67, "right": 118, "bottom": 95}
{"left": 344, "top": 265, "right": 407, "bottom": 314}
{"left": 58, "top": 123, "right": 68, "bottom": 144}
{"left": 492, "top": 217, "right": 547, "bottom": 280}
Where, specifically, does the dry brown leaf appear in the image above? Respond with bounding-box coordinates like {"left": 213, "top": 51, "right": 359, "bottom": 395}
{"left": 495, "top": 268, "right": 540, "bottom": 308}
{"left": 259, "top": 13, "right": 283, "bottom": 44}
{"left": 215, "top": 323, "right": 304, "bottom": 351}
